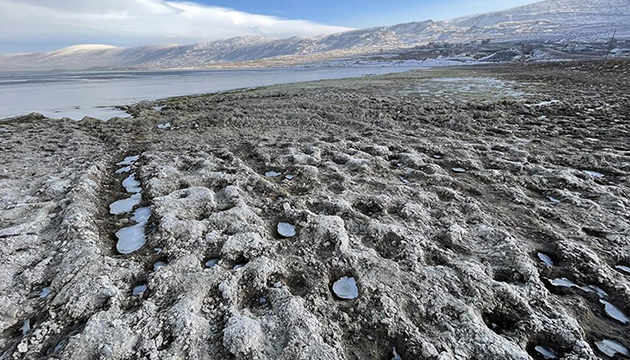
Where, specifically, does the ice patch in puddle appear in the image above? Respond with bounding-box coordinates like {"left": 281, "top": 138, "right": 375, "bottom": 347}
{"left": 122, "top": 174, "right": 142, "bottom": 193}
{"left": 109, "top": 193, "right": 141, "bottom": 215}
{"left": 548, "top": 196, "right": 561, "bottom": 203}
{"left": 537, "top": 252, "right": 554, "bottom": 266}
{"left": 549, "top": 278, "right": 608, "bottom": 298}
{"left": 615, "top": 265, "right": 630, "bottom": 275}
{"left": 265, "top": 171, "right": 282, "bottom": 177}
{"left": 599, "top": 299, "right": 629, "bottom": 324}
{"left": 157, "top": 122, "right": 171, "bottom": 129}
{"left": 117, "top": 155, "right": 139, "bottom": 166}
{"left": 20, "top": 319, "right": 30, "bottom": 336}
{"left": 116, "top": 166, "right": 131, "bottom": 174}
{"left": 132, "top": 284, "right": 147, "bottom": 296}
{"left": 205, "top": 259, "right": 219, "bottom": 268}
{"left": 233, "top": 264, "right": 245, "bottom": 270}
{"left": 277, "top": 222, "right": 296, "bottom": 238}
{"left": 584, "top": 170, "right": 605, "bottom": 178}
{"left": 534, "top": 346, "right": 557, "bottom": 359}
{"left": 39, "top": 287, "right": 50, "bottom": 298}
{"left": 452, "top": 167, "right": 466, "bottom": 173}
{"left": 594, "top": 339, "right": 629, "bottom": 357}
{"left": 285, "top": 174, "right": 294, "bottom": 180}
{"left": 332, "top": 276, "right": 359, "bottom": 300}
{"left": 392, "top": 347, "right": 403, "bottom": 360}
{"left": 153, "top": 261, "right": 166, "bottom": 271}
{"left": 116, "top": 207, "right": 151, "bottom": 254}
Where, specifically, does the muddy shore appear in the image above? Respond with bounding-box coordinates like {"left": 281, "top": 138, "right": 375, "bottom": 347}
{"left": 1, "top": 60, "right": 629, "bottom": 360}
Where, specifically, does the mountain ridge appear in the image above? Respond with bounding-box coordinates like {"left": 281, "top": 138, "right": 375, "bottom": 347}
{"left": 1, "top": 0, "right": 628, "bottom": 71}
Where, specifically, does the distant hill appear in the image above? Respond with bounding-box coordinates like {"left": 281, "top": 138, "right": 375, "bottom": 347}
{"left": 0, "top": 0, "right": 628, "bottom": 71}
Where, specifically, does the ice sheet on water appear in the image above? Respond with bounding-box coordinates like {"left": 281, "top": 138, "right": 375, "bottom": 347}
{"left": 116, "top": 207, "right": 151, "bottom": 254}
{"left": 534, "top": 346, "right": 556, "bottom": 359}
{"left": 594, "top": 339, "right": 629, "bottom": 357}
{"left": 122, "top": 174, "right": 142, "bottom": 193}
{"left": 599, "top": 299, "right": 629, "bottom": 324}
{"left": 277, "top": 222, "right": 296, "bottom": 238}
{"left": 109, "top": 193, "right": 141, "bottom": 215}
{"left": 332, "top": 276, "right": 359, "bottom": 300}
{"left": 537, "top": 252, "right": 554, "bottom": 266}
{"left": 117, "top": 155, "right": 139, "bottom": 166}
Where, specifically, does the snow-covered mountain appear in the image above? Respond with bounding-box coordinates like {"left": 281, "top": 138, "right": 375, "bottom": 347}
{"left": 0, "top": 0, "right": 628, "bottom": 71}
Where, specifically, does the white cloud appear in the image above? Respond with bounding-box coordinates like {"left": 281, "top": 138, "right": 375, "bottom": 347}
{"left": 0, "top": 0, "right": 352, "bottom": 49}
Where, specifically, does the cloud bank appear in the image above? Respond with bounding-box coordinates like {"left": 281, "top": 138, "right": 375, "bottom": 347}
{"left": 0, "top": 0, "right": 352, "bottom": 51}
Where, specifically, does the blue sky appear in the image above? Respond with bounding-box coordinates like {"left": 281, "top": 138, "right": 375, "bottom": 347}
{"left": 0, "top": 0, "right": 541, "bottom": 54}
{"left": 197, "top": 0, "right": 540, "bottom": 27}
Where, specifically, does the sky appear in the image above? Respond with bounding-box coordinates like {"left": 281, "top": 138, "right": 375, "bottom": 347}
{"left": 0, "top": 0, "right": 541, "bottom": 55}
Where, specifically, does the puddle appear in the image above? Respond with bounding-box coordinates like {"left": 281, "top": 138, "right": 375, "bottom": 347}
{"left": 39, "top": 287, "right": 50, "bottom": 298}
{"left": 534, "top": 346, "right": 557, "bottom": 359}
{"left": 615, "top": 265, "right": 630, "bottom": 275}
{"left": 153, "top": 105, "right": 166, "bottom": 112}
{"left": 265, "top": 171, "right": 282, "bottom": 177}
{"left": 153, "top": 261, "right": 167, "bottom": 271}
{"left": 332, "top": 276, "right": 359, "bottom": 300}
{"left": 109, "top": 193, "right": 141, "bottom": 215}
{"left": 277, "top": 222, "right": 296, "bottom": 238}
{"left": 599, "top": 300, "right": 629, "bottom": 324}
{"left": 433, "top": 154, "right": 442, "bottom": 159}
{"left": 584, "top": 170, "right": 605, "bottom": 178}
{"left": 233, "top": 264, "right": 245, "bottom": 270}
{"left": 452, "top": 167, "right": 466, "bottom": 173}
{"left": 157, "top": 122, "right": 171, "bottom": 130}
{"left": 132, "top": 284, "right": 147, "bottom": 296}
{"left": 117, "top": 156, "right": 139, "bottom": 166}
{"left": 285, "top": 174, "right": 294, "bottom": 180}
{"left": 594, "top": 339, "right": 629, "bottom": 358}
{"left": 548, "top": 196, "right": 561, "bottom": 203}
{"left": 20, "top": 319, "right": 30, "bottom": 336}
{"left": 537, "top": 252, "right": 554, "bottom": 266}
{"left": 115, "top": 166, "right": 131, "bottom": 174}
{"left": 205, "top": 259, "right": 219, "bottom": 268}
{"left": 393, "top": 347, "right": 403, "bottom": 360}
{"left": 122, "top": 174, "right": 142, "bottom": 193}
{"left": 116, "top": 207, "right": 151, "bottom": 254}
{"left": 549, "top": 278, "right": 607, "bottom": 297}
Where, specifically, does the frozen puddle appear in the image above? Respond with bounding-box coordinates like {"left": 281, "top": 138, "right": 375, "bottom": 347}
{"left": 277, "top": 222, "right": 296, "bottom": 238}
{"left": 20, "top": 319, "right": 30, "bottom": 336}
{"left": 265, "top": 171, "right": 282, "bottom": 177}
{"left": 122, "top": 174, "right": 142, "bottom": 193}
{"left": 549, "top": 278, "right": 607, "bottom": 298}
{"left": 452, "top": 167, "right": 466, "bottom": 173}
{"left": 116, "top": 166, "right": 131, "bottom": 174}
{"left": 157, "top": 122, "right": 171, "bottom": 130}
{"left": 205, "top": 259, "right": 219, "bottom": 268}
{"left": 332, "top": 276, "right": 359, "bottom": 300}
{"left": 117, "top": 155, "right": 139, "bottom": 166}
{"left": 132, "top": 284, "right": 147, "bottom": 296}
{"left": 39, "top": 287, "right": 50, "bottom": 298}
{"left": 116, "top": 207, "right": 151, "bottom": 254}
{"left": 285, "top": 174, "right": 294, "bottom": 180}
{"left": 599, "top": 299, "right": 629, "bottom": 324}
{"left": 584, "top": 170, "right": 605, "bottom": 178}
{"left": 537, "top": 252, "right": 554, "bottom": 266}
{"left": 534, "top": 346, "right": 557, "bottom": 359}
{"left": 594, "top": 339, "right": 629, "bottom": 358}
{"left": 615, "top": 265, "right": 630, "bottom": 275}
{"left": 109, "top": 193, "right": 142, "bottom": 215}
{"left": 153, "top": 261, "right": 167, "bottom": 271}
{"left": 548, "top": 196, "right": 561, "bottom": 203}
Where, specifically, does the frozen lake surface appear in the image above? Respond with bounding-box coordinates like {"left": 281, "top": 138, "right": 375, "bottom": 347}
{"left": 0, "top": 67, "right": 420, "bottom": 120}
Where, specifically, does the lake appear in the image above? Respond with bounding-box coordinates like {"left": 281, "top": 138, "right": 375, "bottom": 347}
{"left": 0, "top": 67, "right": 419, "bottom": 120}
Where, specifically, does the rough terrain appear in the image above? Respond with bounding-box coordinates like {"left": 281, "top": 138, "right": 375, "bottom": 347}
{"left": 1, "top": 60, "right": 629, "bottom": 360}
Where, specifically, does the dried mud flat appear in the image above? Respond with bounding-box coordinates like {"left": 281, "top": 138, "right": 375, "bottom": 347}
{"left": 1, "top": 60, "right": 629, "bottom": 360}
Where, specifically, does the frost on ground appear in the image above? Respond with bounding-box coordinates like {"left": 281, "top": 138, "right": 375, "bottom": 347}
{"left": 0, "top": 60, "right": 629, "bottom": 360}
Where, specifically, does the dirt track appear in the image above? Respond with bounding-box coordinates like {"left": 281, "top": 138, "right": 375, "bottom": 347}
{"left": 1, "top": 60, "right": 629, "bottom": 360}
